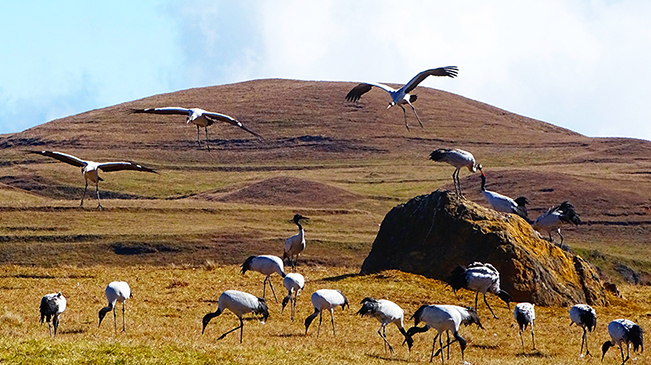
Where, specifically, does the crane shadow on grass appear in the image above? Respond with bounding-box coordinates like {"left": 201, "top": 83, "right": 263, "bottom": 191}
{"left": 318, "top": 272, "right": 363, "bottom": 282}
{"left": 516, "top": 350, "right": 549, "bottom": 358}
{"left": 365, "top": 354, "right": 409, "bottom": 362}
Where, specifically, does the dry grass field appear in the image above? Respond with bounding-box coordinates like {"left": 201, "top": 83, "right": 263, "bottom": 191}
{"left": 1, "top": 79, "right": 651, "bottom": 363}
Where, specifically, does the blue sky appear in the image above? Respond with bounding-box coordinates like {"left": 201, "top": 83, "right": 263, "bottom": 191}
{"left": 1, "top": 0, "right": 650, "bottom": 140}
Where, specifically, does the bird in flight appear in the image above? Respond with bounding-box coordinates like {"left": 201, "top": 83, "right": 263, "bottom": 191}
{"left": 132, "top": 107, "right": 264, "bottom": 151}
{"left": 345, "top": 66, "right": 458, "bottom": 130}
{"left": 28, "top": 150, "right": 157, "bottom": 209}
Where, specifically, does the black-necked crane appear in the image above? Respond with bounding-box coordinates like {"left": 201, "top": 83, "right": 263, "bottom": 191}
{"left": 305, "top": 289, "right": 349, "bottom": 337}
{"left": 480, "top": 171, "right": 529, "bottom": 221}
{"left": 429, "top": 148, "right": 482, "bottom": 197}
{"left": 345, "top": 66, "right": 458, "bottom": 130}
{"left": 241, "top": 255, "right": 286, "bottom": 303}
{"left": 446, "top": 262, "right": 511, "bottom": 319}
{"left": 132, "top": 107, "right": 263, "bottom": 151}
{"left": 281, "top": 272, "right": 305, "bottom": 322}
{"left": 356, "top": 297, "right": 413, "bottom": 353}
{"left": 570, "top": 304, "right": 596, "bottom": 356}
{"left": 283, "top": 214, "right": 309, "bottom": 271}
{"left": 514, "top": 302, "right": 536, "bottom": 351}
{"left": 602, "top": 319, "right": 644, "bottom": 364}
{"left": 39, "top": 292, "right": 66, "bottom": 336}
{"left": 202, "top": 290, "right": 269, "bottom": 343}
{"left": 532, "top": 201, "right": 581, "bottom": 248}
{"left": 98, "top": 281, "right": 131, "bottom": 333}
{"left": 405, "top": 304, "right": 483, "bottom": 364}
{"left": 28, "top": 150, "right": 157, "bottom": 209}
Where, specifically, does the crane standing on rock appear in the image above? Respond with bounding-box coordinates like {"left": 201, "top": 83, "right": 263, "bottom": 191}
{"left": 429, "top": 148, "right": 482, "bottom": 197}
{"left": 480, "top": 171, "right": 529, "bottom": 221}
{"left": 345, "top": 66, "right": 459, "bottom": 130}
{"left": 532, "top": 201, "right": 581, "bottom": 248}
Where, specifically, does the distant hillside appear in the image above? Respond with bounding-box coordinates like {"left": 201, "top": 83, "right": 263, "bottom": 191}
{"left": 1, "top": 79, "right": 650, "bottom": 283}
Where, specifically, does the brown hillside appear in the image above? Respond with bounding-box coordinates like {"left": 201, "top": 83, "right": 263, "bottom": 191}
{"left": 1, "top": 78, "right": 650, "bottom": 282}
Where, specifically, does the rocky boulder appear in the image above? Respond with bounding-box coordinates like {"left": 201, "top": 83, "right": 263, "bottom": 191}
{"left": 361, "top": 190, "right": 607, "bottom": 306}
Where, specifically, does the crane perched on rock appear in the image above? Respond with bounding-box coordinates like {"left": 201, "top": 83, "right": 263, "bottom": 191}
{"left": 446, "top": 262, "right": 511, "bottom": 319}
{"left": 429, "top": 148, "right": 481, "bottom": 197}
{"left": 356, "top": 297, "right": 413, "bottom": 353}
{"left": 345, "top": 66, "right": 458, "bottom": 130}
{"left": 202, "top": 290, "right": 269, "bottom": 343}
{"left": 480, "top": 171, "right": 529, "bottom": 220}
{"left": 532, "top": 201, "right": 581, "bottom": 248}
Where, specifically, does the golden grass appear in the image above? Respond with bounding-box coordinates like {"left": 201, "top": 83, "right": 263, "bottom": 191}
{"left": 1, "top": 265, "right": 649, "bottom": 364}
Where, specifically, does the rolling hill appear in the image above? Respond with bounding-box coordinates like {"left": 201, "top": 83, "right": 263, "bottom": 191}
{"left": 1, "top": 78, "right": 650, "bottom": 282}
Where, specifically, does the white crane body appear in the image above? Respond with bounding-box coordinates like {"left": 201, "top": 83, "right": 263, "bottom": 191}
{"left": 305, "top": 289, "right": 349, "bottom": 337}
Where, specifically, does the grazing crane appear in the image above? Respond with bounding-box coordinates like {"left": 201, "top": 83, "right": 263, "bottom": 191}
{"left": 602, "top": 319, "right": 644, "bottom": 364}
{"left": 532, "top": 201, "right": 581, "bottom": 248}
{"left": 241, "top": 255, "right": 286, "bottom": 303}
{"left": 202, "top": 290, "right": 269, "bottom": 343}
{"left": 283, "top": 214, "right": 309, "bottom": 271}
{"left": 405, "top": 304, "right": 483, "bottom": 364}
{"left": 132, "top": 107, "right": 263, "bottom": 151}
{"left": 570, "top": 304, "right": 597, "bottom": 356}
{"left": 305, "top": 289, "right": 349, "bottom": 337}
{"left": 356, "top": 297, "right": 413, "bottom": 353}
{"left": 446, "top": 262, "right": 511, "bottom": 319}
{"left": 39, "top": 292, "right": 66, "bottom": 336}
{"left": 480, "top": 171, "right": 529, "bottom": 220}
{"left": 28, "top": 150, "right": 157, "bottom": 209}
{"left": 514, "top": 302, "right": 536, "bottom": 351}
{"left": 281, "top": 272, "right": 305, "bottom": 322}
{"left": 98, "top": 281, "right": 131, "bottom": 333}
{"left": 345, "top": 66, "right": 459, "bottom": 130}
{"left": 429, "top": 148, "right": 482, "bottom": 197}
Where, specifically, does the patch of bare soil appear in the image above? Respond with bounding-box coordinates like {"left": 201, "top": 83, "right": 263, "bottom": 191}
{"left": 198, "top": 176, "right": 362, "bottom": 208}
{"left": 0, "top": 174, "right": 145, "bottom": 200}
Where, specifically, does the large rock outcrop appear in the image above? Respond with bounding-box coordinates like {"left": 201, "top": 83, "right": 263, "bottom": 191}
{"left": 361, "top": 190, "right": 607, "bottom": 306}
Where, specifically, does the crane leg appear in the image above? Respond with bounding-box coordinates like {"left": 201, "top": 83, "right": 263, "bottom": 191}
{"left": 330, "top": 310, "right": 336, "bottom": 336}
{"left": 196, "top": 125, "right": 202, "bottom": 149}
{"left": 399, "top": 105, "right": 410, "bottom": 131}
{"left": 378, "top": 324, "right": 393, "bottom": 353}
{"left": 268, "top": 278, "right": 278, "bottom": 303}
{"left": 584, "top": 328, "right": 592, "bottom": 356}
{"left": 446, "top": 331, "right": 450, "bottom": 359}
{"left": 438, "top": 332, "right": 444, "bottom": 364}
{"left": 316, "top": 312, "right": 323, "bottom": 338}
{"left": 291, "top": 297, "right": 296, "bottom": 322}
{"left": 205, "top": 126, "right": 210, "bottom": 152}
{"left": 474, "top": 291, "right": 479, "bottom": 311}
{"left": 408, "top": 102, "right": 424, "bottom": 129}
{"left": 53, "top": 316, "right": 59, "bottom": 336}
{"left": 48, "top": 322, "right": 52, "bottom": 336}
{"left": 519, "top": 327, "right": 525, "bottom": 351}
{"left": 96, "top": 183, "right": 102, "bottom": 209}
{"left": 80, "top": 181, "right": 88, "bottom": 207}
{"left": 216, "top": 317, "right": 245, "bottom": 343}
{"left": 122, "top": 302, "right": 126, "bottom": 332}
{"left": 531, "top": 324, "right": 536, "bottom": 350}
{"left": 558, "top": 229, "right": 565, "bottom": 249}
{"left": 429, "top": 332, "right": 440, "bottom": 362}
{"left": 484, "top": 293, "right": 498, "bottom": 319}
{"left": 113, "top": 307, "right": 117, "bottom": 333}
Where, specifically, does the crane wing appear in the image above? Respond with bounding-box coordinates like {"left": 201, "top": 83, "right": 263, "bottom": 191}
{"left": 28, "top": 150, "right": 87, "bottom": 168}
{"left": 203, "top": 112, "right": 265, "bottom": 140}
{"left": 97, "top": 162, "right": 157, "bottom": 173}
{"left": 345, "top": 82, "right": 396, "bottom": 102}
{"left": 131, "top": 107, "right": 192, "bottom": 116}
{"left": 402, "top": 66, "right": 459, "bottom": 94}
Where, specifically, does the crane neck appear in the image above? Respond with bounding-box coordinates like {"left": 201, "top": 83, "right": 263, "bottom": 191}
{"left": 480, "top": 173, "right": 486, "bottom": 191}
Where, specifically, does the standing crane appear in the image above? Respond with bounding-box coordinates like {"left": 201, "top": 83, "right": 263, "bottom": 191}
{"left": 283, "top": 214, "right": 309, "bottom": 271}
{"left": 405, "top": 304, "right": 483, "bottom": 364}
{"left": 345, "top": 66, "right": 458, "bottom": 130}
{"left": 241, "top": 255, "right": 286, "bottom": 303}
{"left": 532, "top": 201, "right": 581, "bottom": 248}
{"left": 480, "top": 171, "right": 529, "bottom": 221}
{"left": 429, "top": 148, "right": 482, "bottom": 197}
{"left": 570, "top": 304, "right": 597, "bottom": 356}
{"left": 39, "top": 292, "right": 66, "bottom": 336}
{"left": 98, "top": 281, "right": 131, "bottom": 333}
{"left": 514, "top": 302, "right": 536, "bottom": 351}
{"left": 446, "top": 262, "right": 511, "bottom": 319}
{"left": 356, "top": 297, "right": 413, "bottom": 353}
{"left": 601, "top": 319, "right": 644, "bottom": 364}
{"left": 132, "top": 107, "right": 263, "bottom": 151}
{"left": 305, "top": 289, "right": 349, "bottom": 337}
{"left": 202, "top": 290, "right": 269, "bottom": 343}
{"left": 28, "top": 150, "right": 157, "bottom": 209}
{"left": 281, "top": 272, "right": 305, "bottom": 322}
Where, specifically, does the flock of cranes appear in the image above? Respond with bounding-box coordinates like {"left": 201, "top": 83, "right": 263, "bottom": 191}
{"left": 25, "top": 67, "right": 644, "bottom": 363}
